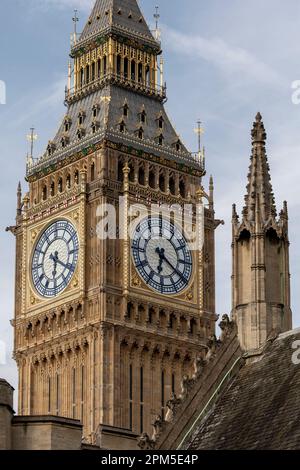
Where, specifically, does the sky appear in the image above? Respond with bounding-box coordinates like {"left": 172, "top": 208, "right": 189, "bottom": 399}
{"left": 1, "top": 0, "right": 300, "bottom": 394}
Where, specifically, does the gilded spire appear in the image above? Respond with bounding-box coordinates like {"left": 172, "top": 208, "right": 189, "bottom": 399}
{"left": 243, "top": 113, "right": 276, "bottom": 222}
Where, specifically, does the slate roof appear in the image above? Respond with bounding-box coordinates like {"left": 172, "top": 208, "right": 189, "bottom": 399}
{"left": 77, "top": 0, "right": 159, "bottom": 49}
{"left": 184, "top": 328, "right": 300, "bottom": 450}
{"left": 27, "top": 85, "right": 197, "bottom": 177}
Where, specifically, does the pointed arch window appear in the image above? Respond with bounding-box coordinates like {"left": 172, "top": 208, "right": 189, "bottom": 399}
{"left": 76, "top": 128, "right": 85, "bottom": 140}
{"left": 78, "top": 111, "right": 86, "bottom": 126}
{"left": 149, "top": 170, "right": 156, "bottom": 189}
{"left": 138, "top": 166, "right": 145, "bottom": 185}
{"left": 90, "top": 162, "right": 95, "bottom": 182}
{"left": 64, "top": 117, "right": 72, "bottom": 133}
{"left": 124, "top": 58, "right": 129, "bottom": 79}
{"left": 159, "top": 173, "right": 165, "bottom": 192}
{"left": 91, "top": 120, "right": 100, "bottom": 134}
{"left": 140, "top": 110, "right": 146, "bottom": 124}
{"left": 119, "top": 121, "right": 126, "bottom": 133}
{"left": 174, "top": 139, "right": 182, "bottom": 152}
{"left": 138, "top": 63, "right": 143, "bottom": 83}
{"left": 50, "top": 181, "right": 55, "bottom": 197}
{"left": 158, "top": 134, "right": 164, "bottom": 146}
{"left": 92, "top": 104, "right": 99, "bottom": 119}
{"left": 158, "top": 116, "right": 164, "bottom": 130}
{"left": 47, "top": 141, "right": 56, "bottom": 157}
{"left": 61, "top": 136, "right": 69, "bottom": 148}
{"left": 138, "top": 127, "right": 144, "bottom": 140}
{"left": 117, "top": 55, "right": 122, "bottom": 76}
{"left": 66, "top": 174, "right": 71, "bottom": 189}
{"left": 58, "top": 177, "right": 63, "bottom": 193}
{"left": 123, "top": 103, "right": 129, "bottom": 117}
{"left": 91, "top": 62, "right": 96, "bottom": 82}
{"left": 179, "top": 179, "right": 186, "bottom": 198}
{"left": 169, "top": 176, "right": 176, "bottom": 195}
{"left": 131, "top": 60, "right": 136, "bottom": 81}
{"left": 42, "top": 185, "right": 47, "bottom": 201}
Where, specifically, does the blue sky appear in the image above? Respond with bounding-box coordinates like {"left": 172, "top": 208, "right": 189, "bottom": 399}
{"left": 1, "top": 0, "right": 300, "bottom": 392}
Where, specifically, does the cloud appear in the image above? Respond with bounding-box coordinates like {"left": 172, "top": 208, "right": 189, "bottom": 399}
{"left": 164, "top": 25, "right": 286, "bottom": 88}
{"left": 32, "top": 0, "right": 94, "bottom": 12}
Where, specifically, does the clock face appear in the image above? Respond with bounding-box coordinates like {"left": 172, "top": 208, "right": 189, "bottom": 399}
{"left": 31, "top": 220, "right": 79, "bottom": 298}
{"left": 131, "top": 217, "right": 193, "bottom": 295}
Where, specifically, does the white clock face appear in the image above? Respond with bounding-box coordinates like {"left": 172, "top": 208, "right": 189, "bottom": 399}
{"left": 131, "top": 217, "right": 193, "bottom": 295}
{"left": 31, "top": 220, "right": 79, "bottom": 298}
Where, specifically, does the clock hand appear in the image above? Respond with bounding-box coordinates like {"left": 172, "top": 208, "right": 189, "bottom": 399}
{"left": 156, "top": 247, "right": 164, "bottom": 273}
{"left": 160, "top": 251, "right": 187, "bottom": 283}
{"left": 50, "top": 252, "right": 59, "bottom": 278}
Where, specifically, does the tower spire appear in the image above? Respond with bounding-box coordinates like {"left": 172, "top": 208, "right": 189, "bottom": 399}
{"left": 243, "top": 113, "right": 276, "bottom": 222}
{"left": 232, "top": 113, "right": 292, "bottom": 351}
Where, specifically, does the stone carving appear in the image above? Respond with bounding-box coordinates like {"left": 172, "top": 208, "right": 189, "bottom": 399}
{"left": 206, "top": 334, "right": 221, "bottom": 361}
{"left": 165, "top": 393, "right": 182, "bottom": 422}
{"left": 137, "top": 433, "right": 156, "bottom": 450}
{"left": 219, "top": 314, "right": 235, "bottom": 341}
{"left": 152, "top": 414, "right": 164, "bottom": 441}
{"left": 192, "top": 355, "right": 206, "bottom": 380}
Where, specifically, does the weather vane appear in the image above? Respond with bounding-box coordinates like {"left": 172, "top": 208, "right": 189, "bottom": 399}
{"left": 153, "top": 6, "right": 161, "bottom": 41}
{"left": 72, "top": 9, "right": 79, "bottom": 46}
{"left": 26, "top": 127, "right": 38, "bottom": 160}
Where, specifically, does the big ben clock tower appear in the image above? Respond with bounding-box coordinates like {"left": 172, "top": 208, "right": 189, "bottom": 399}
{"left": 11, "top": 0, "right": 219, "bottom": 449}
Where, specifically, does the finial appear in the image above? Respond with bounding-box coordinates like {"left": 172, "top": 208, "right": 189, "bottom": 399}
{"left": 17, "top": 182, "right": 22, "bottom": 216}
{"left": 72, "top": 9, "right": 79, "bottom": 46}
{"left": 209, "top": 175, "right": 214, "bottom": 191}
{"left": 251, "top": 112, "right": 266, "bottom": 144}
{"left": 232, "top": 204, "right": 239, "bottom": 223}
{"left": 153, "top": 6, "right": 161, "bottom": 41}
{"left": 194, "top": 120, "right": 205, "bottom": 169}
{"left": 26, "top": 127, "right": 38, "bottom": 160}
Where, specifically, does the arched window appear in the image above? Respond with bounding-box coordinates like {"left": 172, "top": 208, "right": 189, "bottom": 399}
{"left": 91, "top": 162, "right": 95, "bottom": 182}
{"left": 117, "top": 55, "right": 121, "bottom": 76}
{"left": 138, "top": 166, "right": 145, "bottom": 185}
{"left": 138, "top": 127, "right": 144, "bottom": 140}
{"left": 129, "top": 164, "right": 135, "bottom": 183}
{"left": 149, "top": 171, "right": 155, "bottom": 189}
{"left": 120, "top": 121, "right": 125, "bottom": 133}
{"left": 118, "top": 161, "right": 124, "bottom": 182}
{"left": 158, "top": 117, "right": 164, "bottom": 129}
{"left": 58, "top": 178, "right": 63, "bottom": 193}
{"left": 140, "top": 110, "right": 146, "bottom": 124}
{"left": 74, "top": 170, "right": 79, "bottom": 184}
{"left": 97, "top": 58, "right": 101, "bottom": 78}
{"left": 91, "top": 62, "right": 95, "bottom": 82}
{"left": 124, "top": 58, "right": 129, "bottom": 78}
{"left": 138, "top": 63, "right": 143, "bottom": 83}
{"left": 145, "top": 65, "right": 150, "bottom": 86}
{"left": 131, "top": 60, "right": 136, "bottom": 81}
{"left": 42, "top": 185, "right": 47, "bottom": 201}
{"left": 123, "top": 103, "right": 129, "bottom": 117}
{"left": 159, "top": 174, "right": 165, "bottom": 192}
{"left": 80, "top": 68, "right": 84, "bottom": 87}
{"left": 103, "top": 56, "right": 107, "bottom": 75}
{"left": 179, "top": 180, "right": 186, "bottom": 198}
{"left": 50, "top": 181, "right": 55, "bottom": 197}
{"left": 85, "top": 65, "right": 90, "bottom": 84}
{"left": 169, "top": 176, "right": 176, "bottom": 195}
{"left": 66, "top": 174, "right": 71, "bottom": 189}
{"left": 158, "top": 134, "right": 164, "bottom": 146}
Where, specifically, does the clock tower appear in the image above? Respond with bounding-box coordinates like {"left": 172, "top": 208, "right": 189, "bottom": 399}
{"left": 12, "top": 0, "right": 219, "bottom": 449}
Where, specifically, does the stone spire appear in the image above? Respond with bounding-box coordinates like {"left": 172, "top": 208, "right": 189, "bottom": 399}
{"left": 231, "top": 113, "right": 292, "bottom": 351}
{"left": 243, "top": 113, "right": 276, "bottom": 222}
